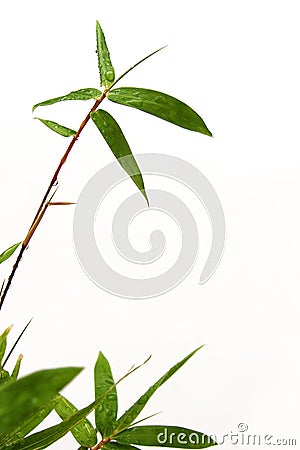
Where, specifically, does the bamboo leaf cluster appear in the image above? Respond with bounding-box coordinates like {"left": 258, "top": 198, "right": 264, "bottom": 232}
{"left": 31, "top": 20, "right": 211, "bottom": 204}
{"left": 0, "top": 334, "right": 215, "bottom": 449}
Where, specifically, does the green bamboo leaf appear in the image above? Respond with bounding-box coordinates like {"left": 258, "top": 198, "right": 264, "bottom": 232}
{"left": 55, "top": 394, "right": 97, "bottom": 447}
{"left": 0, "top": 396, "right": 59, "bottom": 447}
{"left": 10, "top": 354, "right": 23, "bottom": 381}
{"left": 91, "top": 109, "right": 148, "bottom": 204}
{"left": 115, "top": 426, "right": 217, "bottom": 449}
{"left": 96, "top": 20, "right": 115, "bottom": 87}
{"left": 0, "top": 367, "right": 82, "bottom": 436}
{"left": 35, "top": 118, "right": 76, "bottom": 137}
{"left": 107, "top": 88, "right": 212, "bottom": 137}
{"left": 94, "top": 352, "right": 118, "bottom": 438}
{"left": 32, "top": 88, "right": 102, "bottom": 111}
{"left": 104, "top": 442, "right": 141, "bottom": 450}
{"left": 0, "top": 242, "right": 21, "bottom": 265}
{"left": 0, "top": 325, "right": 12, "bottom": 365}
{"left": 114, "top": 347, "right": 203, "bottom": 434}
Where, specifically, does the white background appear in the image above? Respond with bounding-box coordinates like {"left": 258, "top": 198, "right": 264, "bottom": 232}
{"left": 1, "top": 1, "right": 300, "bottom": 449}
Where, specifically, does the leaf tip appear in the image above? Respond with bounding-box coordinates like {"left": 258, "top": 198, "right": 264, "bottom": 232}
{"left": 196, "top": 344, "right": 205, "bottom": 351}
{"left": 6, "top": 324, "right": 14, "bottom": 333}
{"left": 143, "top": 354, "right": 152, "bottom": 365}
{"left": 197, "top": 126, "right": 212, "bottom": 137}
{"left": 142, "top": 190, "right": 149, "bottom": 207}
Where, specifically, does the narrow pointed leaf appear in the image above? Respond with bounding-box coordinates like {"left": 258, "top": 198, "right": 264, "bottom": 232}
{"left": 0, "top": 325, "right": 12, "bottom": 365}
{"left": 0, "top": 367, "right": 82, "bottom": 436}
{"left": 11, "top": 354, "right": 23, "bottom": 381}
{"left": 55, "top": 394, "right": 97, "bottom": 447}
{"left": 107, "top": 88, "right": 212, "bottom": 136}
{"left": 115, "top": 426, "right": 217, "bottom": 448}
{"left": 114, "top": 347, "right": 203, "bottom": 434}
{"left": 36, "top": 118, "right": 76, "bottom": 137}
{"left": 0, "top": 242, "right": 21, "bottom": 265}
{"left": 94, "top": 352, "right": 118, "bottom": 437}
{"left": 91, "top": 109, "right": 148, "bottom": 204}
{"left": 0, "top": 396, "right": 59, "bottom": 447}
{"left": 32, "top": 88, "right": 102, "bottom": 111}
{"left": 104, "top": 442, "right": 141, "bottom": 450}
{"left": 96, "top": 20, "right": 115, "bottom": 87}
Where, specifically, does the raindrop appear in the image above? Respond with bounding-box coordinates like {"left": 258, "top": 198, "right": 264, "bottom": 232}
{"left": 105, "top": 69, "right": 115, "bottom": 82}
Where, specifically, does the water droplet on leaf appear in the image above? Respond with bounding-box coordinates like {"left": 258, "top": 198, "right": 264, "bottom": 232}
{"left": 105, "top": 69, "right": 115, "bottom": 82}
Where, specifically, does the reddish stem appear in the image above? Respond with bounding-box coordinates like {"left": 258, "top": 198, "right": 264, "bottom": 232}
{"left": 0, "top": 92, "right": 106, "bottom": 311}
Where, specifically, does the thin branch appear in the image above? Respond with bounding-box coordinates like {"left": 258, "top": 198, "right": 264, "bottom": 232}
{"left": 0, "top": 279, "right": 5, "bottom": 297}
{"left": 91, "top": 437, "right": 110, "bottom": 450}
{"left": 29, "top": 92, "right": 105, "bottom": 229}
{"left": 2, "top": 318, "right": 33, "bottom": 368}
{"left": 0, "top": 92, "right": 107, "bottom": 311}
{"left": 109, "top": 45, "right": 167, "bottom": 91}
